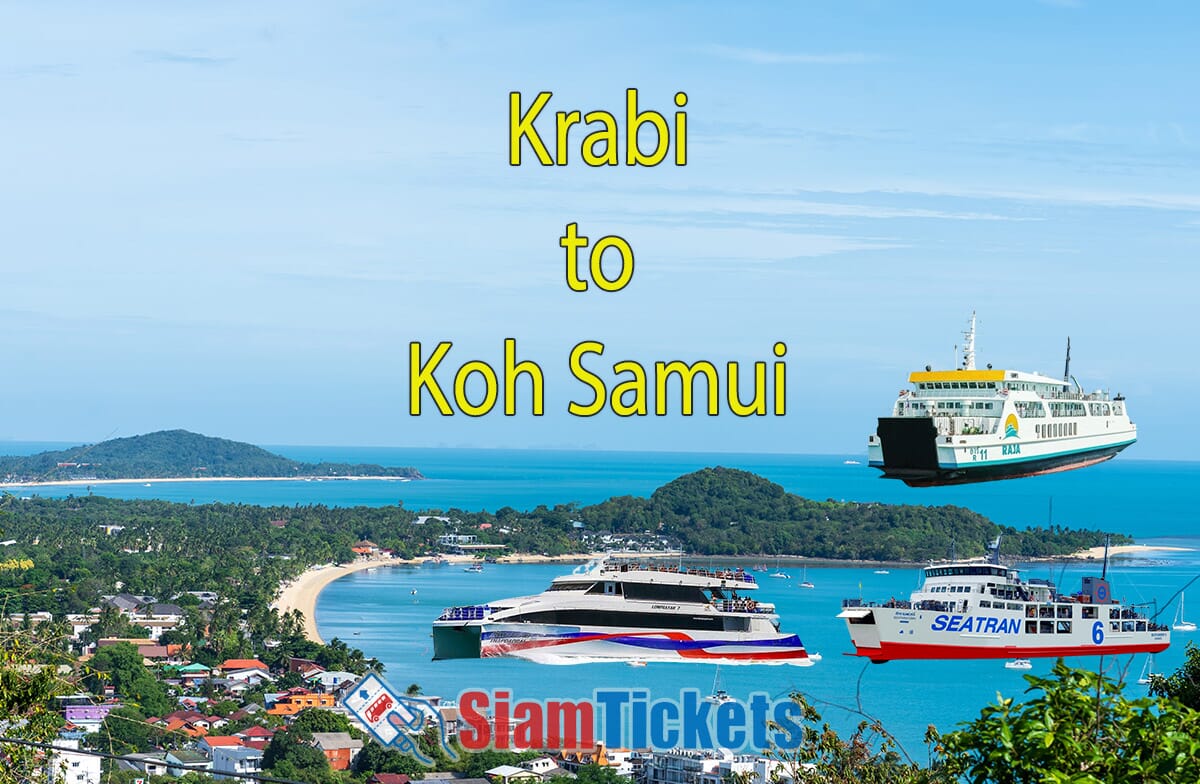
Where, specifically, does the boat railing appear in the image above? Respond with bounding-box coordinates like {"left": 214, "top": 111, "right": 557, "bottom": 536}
{"left": 437, "top": 605, "right": 492, "bottom": 622}
{"left": 602, "top": 563, "right": 757, "bottom": 584}
{"left": 715, "top": 599, "right": 772, "bottom": 614}
{"left": 842, "top": 598, "right": 958, "bottom": 612}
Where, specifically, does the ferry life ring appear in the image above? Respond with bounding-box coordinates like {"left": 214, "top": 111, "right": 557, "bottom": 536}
{"left": 1095, "top": 584, "right": 1109, "bottom": 602}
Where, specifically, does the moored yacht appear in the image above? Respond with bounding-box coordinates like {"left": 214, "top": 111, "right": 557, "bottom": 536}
{"left": 433, "top": 558, "right": 814, "bottom": 665}
{"left": 839, "top": 538, "right": 1170, "bottom": 662}
{"left": 868, "top": 313, "right": 1136, "bottom": 486}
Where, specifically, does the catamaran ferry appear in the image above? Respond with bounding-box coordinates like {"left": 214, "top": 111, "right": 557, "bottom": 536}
{"left": 432, "top": 558, "right": 814, "bottom": 665}
{"left": 867, "top": 313, "right": 1136, "bottom": 486}
{"left": 839, "top": 540, "right": 1169, "bottom": 662}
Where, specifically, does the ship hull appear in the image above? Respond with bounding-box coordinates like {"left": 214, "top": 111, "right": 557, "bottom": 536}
{"left": 841, "top": 606, "right": 1169, "bottom": 663}
{"left": 480, "top": 622, "right": 813, "bottom": 664}
{"left": 870, "top": 417, "right": 1135, "bottom": 487}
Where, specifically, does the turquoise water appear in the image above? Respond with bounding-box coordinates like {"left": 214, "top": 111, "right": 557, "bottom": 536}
{"left": 5, "top": 442, "right": 1198, "bottom": 538}
{"left": 319, "top": 553, "right": 1200, "bottom": 758}
{"left": 7, "top": 441, "right": 1199, "bottom": 753}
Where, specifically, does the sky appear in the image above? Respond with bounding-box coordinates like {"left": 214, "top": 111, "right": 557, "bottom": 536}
{"left": 2, "top": 2, "right": 1198, "bottom": 457}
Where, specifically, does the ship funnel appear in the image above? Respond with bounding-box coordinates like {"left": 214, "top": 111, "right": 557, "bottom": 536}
{"left": 1063, "top": 337, "right": 1072, "bottom": 383}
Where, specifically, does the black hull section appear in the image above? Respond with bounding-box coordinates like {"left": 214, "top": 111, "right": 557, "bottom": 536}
{"left": 875, "top": 433, "right": 1132, "bottom": 487}
{"left": 432, "top": 624, "right": 482, "bottom": 660}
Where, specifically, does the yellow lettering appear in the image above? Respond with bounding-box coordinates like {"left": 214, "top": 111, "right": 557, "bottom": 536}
{"left": 581, "top": 111, "right": 619, "bottom": 166}
{"left": 560, "top": 222, "right": 589, "bottom": 292}
{"left": 611, "top": 361, "right": 647, "bottom": 416}
{"left": 568, "top": 341, "right": 607, "bottom": 416}
{"left": 655, "top": 360, "right": 719, "bottom": 415}
{"left": 504, "top": 338, "right": 544, "bottom": 415}
{"left": 555, "top": 110, "right": 582, "bottom": 166}
{"left": 727, "top": 361, "right": 767, "bottom": 416}
{"left": 773, "top": 342, "right": 787, "bottom": 416}
{"left": 410, "top": 342, "right": 454, "bottom": 415}
{"left": 626, "top": 88, "right": 669, "bottom": 166}
{"left": 509, "top": 91, "right": 553, "bottom": 166}
{"left": 590, "top": 235, "right": 635, "bottom": 292}
{"left": 674, "top": 92, "right": 688, "bottom": 166}
{"left": 454, "top": 361, "right": 499, "bottom": 416}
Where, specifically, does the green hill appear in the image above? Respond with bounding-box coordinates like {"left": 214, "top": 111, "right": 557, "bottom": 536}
{"left": 0, "top": 429, "right": 422, "bottom": 482}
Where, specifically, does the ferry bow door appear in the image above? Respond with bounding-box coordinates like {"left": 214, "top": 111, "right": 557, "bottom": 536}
{"left": 877, "top": 416, "right": 940, "bottom": 472}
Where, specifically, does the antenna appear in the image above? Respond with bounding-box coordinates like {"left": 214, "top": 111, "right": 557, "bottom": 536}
{"left": 1063, "top": 337, "right": 1072, "bottom": 383}
{"left": 1101, "top": 534, "right": 1110, "bottom": 581}
{"left": 961, "top": 311, "right": 977, "bottom": 370}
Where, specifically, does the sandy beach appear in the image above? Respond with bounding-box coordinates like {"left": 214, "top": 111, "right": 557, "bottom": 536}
{"left": 272, "top": 551, "right": 623, "bottom": 643}
{"left": 0, "top": 475, "right": 416, "bottom": 489}
{"left": 1069, "top": 544, "right": 1193, "bottom": 560}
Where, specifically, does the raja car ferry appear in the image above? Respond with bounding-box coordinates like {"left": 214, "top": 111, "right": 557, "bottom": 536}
{"left": 867, "top": 313, "right": 1136, "bottom": 486}
{"left": 839, "top": 540, "right": 1169, "bottom": 662}
{"left": 433, "top": 558, "right": 814, "bottom": 665}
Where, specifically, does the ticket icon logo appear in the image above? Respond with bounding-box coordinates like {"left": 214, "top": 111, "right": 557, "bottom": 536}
{"left": 342, "top": 673, "right": 458, "bottom": 766}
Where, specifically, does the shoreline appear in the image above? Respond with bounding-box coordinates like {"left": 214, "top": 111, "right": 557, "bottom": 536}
{"left": 273, "top": 546, "right": 1199, "bottom": 646}
{"left": 0, "top": 474, "right": 418, "bottom": 489}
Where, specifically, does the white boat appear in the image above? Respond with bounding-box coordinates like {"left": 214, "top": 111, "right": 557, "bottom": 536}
{"left": 1138, "top": 655, "right": 1158, "bottom": 685}
{"left": 704, "top": 666, "right": 733, "bottom": 704}
{"left": 1004, "top": 659, "right": 1032, "bottom": 670}
{"left": 433, "top": 558, "right": 815, "bottom": 665}
{"left": 464, "top": 563, "right": 484, "bottom": 573}
{"left": 769, "top": 558, "right": 790, "bottom": 579}
{"left": 867, "top": 312, "right": 1137, "bottom": 486}
{"left": 839, "top": 537, "right": 1169, "bottom": 662}
{"left": 874, "top": 569, "right": 890, "bottom": 575}
{"left": 843, "top": 459, "right": 861, "bottom": 465}
{"left": 626, "top": 659, "right": 647, "bottom": 668}
{"left": 800, "top": 566, "right": 815, "bottom": 589}
{"left": 1173, "top": 594, "right": 1197, "bottom": 632}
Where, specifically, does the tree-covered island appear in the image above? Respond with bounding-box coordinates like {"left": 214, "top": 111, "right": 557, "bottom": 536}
{"left": 0, "top": 429, "right": 423, "bottom": 483}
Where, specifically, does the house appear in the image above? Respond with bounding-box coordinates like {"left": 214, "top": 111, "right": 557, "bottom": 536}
{"left": 224, "top": 667, "right": 274, "bottom": 686}
{"left": 560, "top": 744, "right": 633, "bottom": 777}
{"left": 212, "top": 746, "right": 264, "bottom": 783}
{"left": 115, "top": 752, "right": 170, "bottom": 778}
{"left": 55, "top": 695, "right": 119, "bottom": 734}
{"left": 234, "top": 725, "right": 276, "bottom": 751}
{"left": 485, "top": 765, "right": 541, "bottom": 784}
{"left": 521, "top": 757, "right": 573, "bottom": 779}
{"left": 199, "top": 736, "right": 245, "bottom": 755}
{"left": 352, "top": 540, "right": 381, "bottom": 556}
{"left": 177, "top": 662, "right": 212, "bottom": 682}
{"left": 367, "top": 775, "right": 412, "bottom": 784}
{"left": 309, "top": 732, "right": 364, "bottom": 770}
{"left": 307, "top": 670, "right": 359, "bottom": 692}
{"left": 266, "top": 691, "right": 336, "bottom": 716}
{"left": 165, "top": 749, "right": 213, "bottom": 777}
{"left": 47, "top": 738, "right": 101, "bottom": 784}
{"left": 220, "top": 658, "right": 269, "bottom": 674}
{"left": 288, "top": 656, "right": 322, "bottom": 674}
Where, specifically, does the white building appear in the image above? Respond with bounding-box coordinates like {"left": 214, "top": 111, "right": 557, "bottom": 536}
{"left": 212, "top": 746, "right": 264, "bottom": 783}
{"left": 47, "top": 739, "right": 101, "bottom": 784}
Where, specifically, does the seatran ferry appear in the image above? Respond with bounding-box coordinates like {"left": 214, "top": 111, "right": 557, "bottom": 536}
{"left": 839, "top": 539, "right": 1169, "bottom": 662}
{"left": 432, "top": 558, "right": 814, "bottom": 665}
{"left": 867, "top": 313, "right": 1136, "bottom": 486}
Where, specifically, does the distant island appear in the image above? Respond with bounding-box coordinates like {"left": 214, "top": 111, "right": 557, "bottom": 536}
{"left": 0, "top": 429, "right": 423, "bottom": 484}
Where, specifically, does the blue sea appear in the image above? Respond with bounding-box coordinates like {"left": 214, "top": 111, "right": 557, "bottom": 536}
{"left": 5, "top": 442, "right": 1199, "bottom": 754}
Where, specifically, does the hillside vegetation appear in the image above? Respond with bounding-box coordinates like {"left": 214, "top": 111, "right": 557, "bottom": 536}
{"left": 0, "top": 429, "right": 422, "bottom": 482}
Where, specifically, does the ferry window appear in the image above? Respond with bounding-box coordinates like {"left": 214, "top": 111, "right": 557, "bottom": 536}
{"left": 1057, "top": 621, "right": 1072, "bottom": 634}
{"left": 1103, "top": 404, "right": 1111, "bottom": 415}
{"left": 1111, "top": 621, "right": 1120, "bottom": 631}
{"left": 1110, "top": 608, "right": 1120, "bottom": 619}
{"left": 1040, "top": 620, "right": 1054, "bottom": 634}
{"left": 979, "top": 600, "right": 991, "bottom": 608}
{"left": 1026, "top": 620, "right": 1038, "bottom": 634}
{"left": 1137, "top": 621, "right": 1147, "bottom": 632}
{"left": 1039, "top": 607, "right": 1054, "bottom": 618}
{"left": 1057, "top": 606, "right": 1072, "bottom": 618}
{"left": 1083, "top": 606, "right": 1097, "bottom": 619}
{"left": 969, "top": 382, "right": 978, "bottom": 388}
{"left": 1008, "top": 603, "right": 1023, "bottom": 611}
{"left": 1026, "top": 606, "right": 1037, "bottom": 618}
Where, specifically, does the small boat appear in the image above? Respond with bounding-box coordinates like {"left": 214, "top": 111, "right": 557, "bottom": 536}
{"left": 843, "top": 459, "right": 861, "bottom": 465}
{"left": 464, "top": 563, "right": 484, "bottom": 574}
{"left": 626, "top": 660, "right": 647, "bottom": 668}
{"left": 800, "top": 566, "right": 815, "bottom": 589}
{"left": 704, "top": 666, "right": 734, "bottom": 704}
{"left": 769, "top": 558, "right": 789, "bottom": 579}
{"left": 1174, "top": 593, "right": 1197, "bottom": 633}
{"left": 1004, "top": 659, "right": 1032, "bottom": 670}
{"left": 874, "top": 569, "right": 890, "bottom": 575}
{"left": 807, "top": 652, "right": 823, "bottom": 662}
{"left": 410, "top": 589, "right": 418, "bottom": 596}
{"left": 1138, "top": 655, "right": 1158, "bottom": 685}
